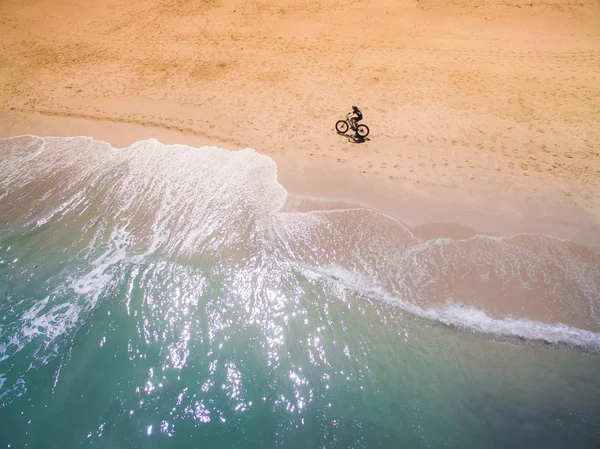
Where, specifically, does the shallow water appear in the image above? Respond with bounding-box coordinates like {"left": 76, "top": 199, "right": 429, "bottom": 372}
{"left": 1, "top": 136, "right": 599, "bottom": 448}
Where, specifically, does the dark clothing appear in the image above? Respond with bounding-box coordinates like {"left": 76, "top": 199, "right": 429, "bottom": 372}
{"left": 351, "top": 108, "right": 362, "bottom": 131}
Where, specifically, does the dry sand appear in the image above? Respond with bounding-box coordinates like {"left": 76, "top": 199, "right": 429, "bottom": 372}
{"left": 1, "top": 0, "right": 600, "bottom": 245}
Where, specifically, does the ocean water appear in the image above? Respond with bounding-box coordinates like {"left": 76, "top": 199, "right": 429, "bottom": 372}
{"left": 0, "top": 135, "right": 599, "bottom": 448}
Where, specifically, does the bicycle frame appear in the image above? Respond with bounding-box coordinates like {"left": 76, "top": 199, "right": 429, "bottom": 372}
{"left": 345, "top": 113, "right": 358, "bottom": 130}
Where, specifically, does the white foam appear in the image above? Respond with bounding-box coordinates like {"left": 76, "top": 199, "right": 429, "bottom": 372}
{"left": 71, "top": 227, "right": 131, "bottom": 301}
{"left": 0, "top": 135, "right": 295, "bottom": 385}
{"left": 2, "top": 135, "right": 599, "bottom": 355}
{"left": 0, "top": 377, "right": 25, "bottom": 405}
{"left": 1, "top": 136, "right": 288, "bottom": 256}
{"left": 310, "top": 264, "right": 600, "bottom": 352}
{"left": 9, "top": 225, "right": 134, "bottom": 369}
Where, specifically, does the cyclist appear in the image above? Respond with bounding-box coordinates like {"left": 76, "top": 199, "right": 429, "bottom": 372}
{"left": 349, "top": 106, "right": 363, "bottom": 132}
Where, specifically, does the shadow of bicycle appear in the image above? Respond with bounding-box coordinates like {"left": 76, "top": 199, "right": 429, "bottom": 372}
{"left": 336, "top": 131, "right": 371, "bottom": 144}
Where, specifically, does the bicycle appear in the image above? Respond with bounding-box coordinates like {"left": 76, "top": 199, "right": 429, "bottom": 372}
{"left": 335, "top": 113, "right": 370, "bottom": 138}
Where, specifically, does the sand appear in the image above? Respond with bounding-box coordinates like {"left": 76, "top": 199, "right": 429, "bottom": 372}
{"left": 1, "top": 0, "right": 600, "bottom": 246}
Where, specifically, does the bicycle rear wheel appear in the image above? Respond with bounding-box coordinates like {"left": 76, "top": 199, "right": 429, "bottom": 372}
{"left": 357, "top": 124, "right": 369, "bottom": 138}
{"left": 335, "top": 120, "right": 349, "bottom": 134}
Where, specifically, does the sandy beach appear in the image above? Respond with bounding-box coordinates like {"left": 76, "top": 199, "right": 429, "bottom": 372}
{"left": 1, "top": 0, "right": 600, "bottom": 245}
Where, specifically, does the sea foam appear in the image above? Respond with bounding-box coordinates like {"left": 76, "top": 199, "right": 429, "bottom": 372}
{"left": 0, "top": 135, "right": 599, "bottom": 356}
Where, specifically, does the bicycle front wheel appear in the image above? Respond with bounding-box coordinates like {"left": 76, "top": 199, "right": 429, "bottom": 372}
{"left": 335, "top": 120, "right": 349, "bottom": 134}
{"left": 357, "top": 124, "right": 369, "bottom": 138}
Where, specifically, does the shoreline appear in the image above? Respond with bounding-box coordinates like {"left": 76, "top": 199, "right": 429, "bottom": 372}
{"left": 2, "top": 108, "right": 599, "bottom": 249}
{"left": 2, "top": 130, "right": 600, "bottom": 340}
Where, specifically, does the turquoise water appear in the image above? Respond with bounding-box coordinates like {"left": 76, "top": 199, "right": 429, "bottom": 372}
{"left": 1, "top": 136, "right": 599, "bottom": 448}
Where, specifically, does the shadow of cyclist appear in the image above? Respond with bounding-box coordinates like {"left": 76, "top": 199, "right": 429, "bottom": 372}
{"left": 347, "top": 133, "right": 370, "bottom": 143}
{"left": 337, "top": 131, "right": 370, "bottom": 143}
